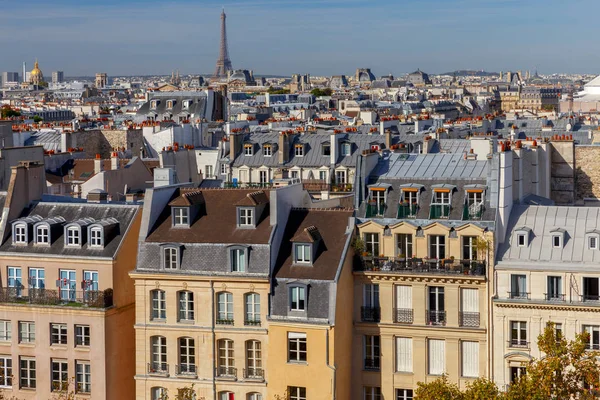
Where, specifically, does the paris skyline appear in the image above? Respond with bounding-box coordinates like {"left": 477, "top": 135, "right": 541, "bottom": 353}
{"left": 1, "top": 0, "right": 598, "bottom": 76}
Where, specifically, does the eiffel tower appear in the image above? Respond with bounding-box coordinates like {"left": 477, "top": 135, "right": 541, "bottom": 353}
{"left": 214, "top": 9, "right": 233, "bottom": 78}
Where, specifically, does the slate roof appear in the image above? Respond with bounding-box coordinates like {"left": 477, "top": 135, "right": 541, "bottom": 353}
{"left": 168, "top": 189, "right": 205, "bottom": 206}
{"left": 145, "top": 188, "right": 273, "bottom": 244}
{"left": 371, "top": 153, "right": 488, "bottom": 180}
{"left": 0, "top": 202, "right": 139, "bottom": 258}
{"left": 24, "top": 130, "right": 61, "bottom": 152}
{"left": 273, "top": 208, "right": 353, "bottom": 281}
{"left": 136, "top": 93, "right": 208, "bottom": 119}
{"left": 497, "top": 205, "right": 600, "bottom": 265}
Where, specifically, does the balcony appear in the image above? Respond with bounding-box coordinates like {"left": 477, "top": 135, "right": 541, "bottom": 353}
{"left": 216, "top": 366, "right": 237, "bottom": 380}
{"left": 427, "top": 310, "right": 446, "bottom": 326}
{"left": 581, "top": 294, "right": 600, "bottom": 303}
{"left": 0, "top": 287, "right": 113, "bottom": 308}
{"left": 366, "top": 202, "right": 387, "bottom": 218}
{"left": 430, "top": 204, "right": 450, "bottom": 219}
{"left": 243, "top": 367, "right": 264, "bottom": 380}
{"left": 147, "top": 362, "right": 169, "bottom": 376}
{"left": 364, "top": 357, "right": 380, "bottom": 371}
{"left": 361, "top": 306, "right": 380, "bottom": 323}
{"left": 302, "top": 179, "right": 330, "bottom": 192}
{"left": 508, "top": 339, "right": 529, "bottom": 348}
{"left": 463, "top": 203, "right": 484, "bottom": 220}
{"left": 508, "top": 292, "right": 530, "bottom": 300}
{"left": 397, "top": 203, "right": 418, "bottom": 218}
{"left": 331, "top": 183, "right": 352, "bottom": 193}
{"left": 244, "top": 317, "right": 261, "bottom": 326}
{"left": 394, "top": 308, "right": 414, "bottom": 324}
{"left": 216, "top": 318, "right": 234, "bottom": 325}
{"left": 224, "top": 182, "right": 273, "bottom": 189}
{"left": 459, "top": 312, "right": 480, "bottom": 327}
{"left": 544, "top": 293, "right": 565, "bottom": 302}
{"left": 355, "top": 257, "right": 486, "bottom": 277}
{"left": 175, "top": 364, "right": 197, "bottom": 378}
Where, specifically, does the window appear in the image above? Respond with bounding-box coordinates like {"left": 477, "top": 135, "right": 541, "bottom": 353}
{"left": 51, "top": 323, "right": 67, "bottom": 345}
{"left": 246, "top": 340, "right": 262, "bottom": 377}
{"left": 429, "top": 235, "right": 446, "bottom": 259}
{"left": 205, "top": 165, "right": 214, "bottom": 178}
{"left": 217, "top": 339, "right": 235, "bottom": 374}
{"left": 0, "top": 356, "right": 11, "bottom": 388}
{"left": 294, "top": 244, "right": 311, "bottom": 264}
{"left": 552, "top": 234, "right": 562, "bottom": 248}
{"left": 396, "top": 389, "right": 413, "bottom": 400}
{"left": 75, "top": 325, "right": 90, "bottom": 346}
{"left": 219, "top": 392, "right": 235, "bottom": 400}
{"left": 294, "top": 144, "right": 304, "bottom": 157}
{"left": 0, "top": 321, "right": 10, "bottom": 342}
{"left": 335, "top": 170, "right": 346, "bottom": 184}
{"left": 289, "top": 286, "right": 306, "bottom": 311}
{"left": 19, "top": 321, "right": 35, "bottom": 343}
{"left": 13, "top": 224, "right": 26, "bottom": 244}
{"left": 248, "top": 394, "right": 262, "bottom": 400}
{"left": 288, "top": 332, "right": 307, "bottom": 363}
{"left": 462, "top": 236, "right": 477, "bottom": 260}
{"left": 259, "top": 170, "right": 268, "bottom": 184}
{"left": 245, "top": 293, "right": 260, "bottom": 325}
{"left": 460, "top": 288, "right": 479, "bottom": 327}
{"left": 151, "top": 336, "right": 167, "bottom": 372}
{"left": 461, "top": 341, "right": 479, "bottom": 378}
{"left": 239, "top": 208, "right": 253, "bottom": 226}
{"left": 341, "top": 142, "right": 351, "bottom": 156}
{"left": 583, "top": 325, "right": 600, "bottom": 350}
{"left": 363, "top": 284, "right": 380, "bottom": 310}
{"left": 510, "top": 321, "right": 528, "bottom": 347}
{"left": 364, "top": 387, "right": 382, "bottom": 400}
{"left": 428, "top": 339, "right": 445, "bottom": 375}
{"left": 583, "top": 277, "right": 599, "bottom": 301}
{"left": 19, "top": 357, "right": 35, "bottom": 389}
{"left": 547, "top": 276, "right": 562, "bottom": 300}
{"left": 517, "top": 233, "right": 526, "bottom": 247}
{"left": 432, "top": 190, "right": 450, "bottom": 204}
{"left": 36, "top": 225, "right": 49, "bottom": 244}
{"left": 589, "top": 235, "right": 598, "bottom": 250}
{"left": 66, "top": 226, "right": 80, "bottom": 246}
{"left": 319, "top": 170, "right": 327, "bottom": 181}
{"left": 428, "top": 287, "right": 445, "bottom": 325}
{"left": 364, "top": 335, "right": 380, "bottom": 370}
{"left": 173, "top": 207, "right": 189, "bottom": 226}
{"left": 231, "top": 248, "right": 246, "bottom": 272}
{"left": 51, "top": 360, "right": 68, "bottom": 391}
{"left": 76, "top": 362, "right": 91, "bottom": 393}
{"left": 178, "top": 337, "right": 196, "bottom": 374}
{"left": 510, "top": 366, "right": 526, "bottom": 383}
{"left": 401, "top": 189, "right": 419, "bottom": 208}
{"left": 217, "top": 292, "right": 234, "bottom": 323}
{"left": 395, "top": 285, "right": 413, "bottom": 323}
{"left": 163, "top": 247, "right": 178, "bottom": 270}
{"left": 364, "top": 233, "right": 380, "bottom": 256}
{"left": 244, "top": 144, "right": 253, "bottom": 156}
{"left": 89, "top": 228, "right": 102, "bottom": 247}
{"left": 151, "top": 387, "right": 167, "bottom": 400}
{"left": 322, "top": 143, "right": 331, "bottom": 156}
{"left": 510, "top": 274, "right": 527, "bottom": 298}
{"left": 396, "top": 337, "right": 413, "bottom": 373}
{"left": 263, "top": 145, "right": 272, "bottom": 157}
{"left": 221, "top": 164, "right": 227, "bottom": 175}
{"left": 151, "top": 290, "right": 166, "bottom": 320}
{"left": 58, "top": 269, "right": 76, "bottom": 301}
{"left": 178, "top": 291, "right": 194, "bottom": 321}
{"left": 28, "top": 268, "right": 45, "bottom": 289}
{"left": 7, "top": 267, "right": 22, "bottom": 293}
{"left": 397, "top": 234, "right": 413, "bottom": 258}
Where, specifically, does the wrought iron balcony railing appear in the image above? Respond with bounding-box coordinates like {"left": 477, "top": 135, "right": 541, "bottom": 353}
{"left": 147, "top": 362, "right": 169, "bottom": 375}
{"left": 394, "top": 308, "right": 414, "bottom": 324}
{"left": 0, "top": 287, "right": 112, "bottom": 308}
{"left": 216, "top": 366, "right": 237, "bottom": 379}
{"left": 243, "top": 367, "right": 264, "bottom": 380}
{"left": 459, "top": 311, "right": 480, "bottom": 327}
{"left": 364, "top": 357, "right": 380, "bottom": 371}
{"left": 427, "top": 310, "right": 446, "bottom": 326}
{"left": 356, "top": 257, "right": 486, "bottom": 277}
{"left": 175, "top": 364, "right": 197, "bottom": 376}
{"left": 361, "top": 306, "right": 380, "bottom": 323}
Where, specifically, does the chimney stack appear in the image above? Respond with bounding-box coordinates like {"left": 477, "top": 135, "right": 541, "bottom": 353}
{"left": 279, "top": 133, "right": 291, "bottom": 164}
{"left": 111, "top": 152, "right": 119, "bottom": 170}
{"left": 94, "top": 154, "right": 103, "bottom": 174}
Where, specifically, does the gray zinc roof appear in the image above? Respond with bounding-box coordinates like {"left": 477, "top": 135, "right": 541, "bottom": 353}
{"left": 371, "top": 153, "right": 488, "bottom": 180}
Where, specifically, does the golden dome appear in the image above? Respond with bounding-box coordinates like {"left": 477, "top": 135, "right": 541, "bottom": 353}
{"left": 30, "top": 60, "right": 42, "bottom": 76}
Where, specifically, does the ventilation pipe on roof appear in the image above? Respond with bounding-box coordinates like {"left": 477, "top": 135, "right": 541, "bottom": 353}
{"left": 94, "top": 154, "right": 103, "bottom": 174}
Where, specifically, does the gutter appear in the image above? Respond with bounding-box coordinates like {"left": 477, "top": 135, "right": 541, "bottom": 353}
{"left": 211, "top": 280, "right": 216, "bottom": 400}
{"left": 326, "top": 329, "right": 337, "bottom": 400}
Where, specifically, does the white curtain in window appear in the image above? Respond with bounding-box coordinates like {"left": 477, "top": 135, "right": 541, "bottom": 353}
{"left": 462, "top": 341, "right": 479, "bottom": 378}
{"left": 428, "top": 339, "right": 445, "bottom": 375}
{"left": 396, "top": 337, "right": 413, "bottom": 373}
{"left": 395, "top": 285, "right": 412, "bottom": 309}
{"left": 461, "top": 288, "right": 479, "bottom": 312}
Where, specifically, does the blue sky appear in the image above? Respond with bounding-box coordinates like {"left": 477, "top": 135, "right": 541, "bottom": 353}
{"left": 0, "top": 0, "right": 597, "bottom": 77}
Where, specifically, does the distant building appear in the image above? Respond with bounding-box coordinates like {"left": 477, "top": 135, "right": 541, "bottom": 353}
{"left": 1, "top": 72, "right": 19, "bottom": 87}
{"left": 289, "top": 74, "right": 310, "bottom": 92}
{"left": 52, "top": 71, "right": 64, "bottom": 84}
{"left": 95, "top": 73, "right": 108, "bottom": 88}
{"left": 356, "top": 68, "right": 376, "bottom": 84}
{"left": 407, "top": 69, "right": 432, "bottom": 86}
{"left": 136, "top": 91, "right": 225, "bottom": 123}
{"left": 227, "top": 69, "right": 256, "bottom": 89}
{"left": 330, "top": 75, "right": 348, "bottom": 89}
{"left": 29, "top": 60, "right": 44, "bottom": 85}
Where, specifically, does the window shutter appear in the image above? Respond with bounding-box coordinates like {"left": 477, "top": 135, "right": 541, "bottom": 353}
{"left": 396, "top": 337, "right": 413, "bottom": 372}
{"left": 461, "top": 289, "right": 479, "bottom": 313}
{"left": 462, "top": 341, "right": 479, "bottom": 377}
{"left": 428, "top": 339, "right": 445, "bottom": 375}
{"left": 396, "top": 285, "right": 412, "bottom": 309}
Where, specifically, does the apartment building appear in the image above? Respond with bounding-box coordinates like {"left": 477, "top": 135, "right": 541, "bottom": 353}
{"left": 267, "top": 207, "right": 354, "bottom": 400}
{"left": 493, "top": 205, "right": 600, "bottom": 388}
{"left": 0, "top": 161, "right": 141, "bottom": 399}
{"left": 353, "top": 152, "right": 495, "bottom": 399}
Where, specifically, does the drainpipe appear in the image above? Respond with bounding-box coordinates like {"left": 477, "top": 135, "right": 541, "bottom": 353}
{"left": 211, "top": 280, "right": 216, "bottom": 400}
{"left": 326, "top": 329, "right": 337, "bottom": 400}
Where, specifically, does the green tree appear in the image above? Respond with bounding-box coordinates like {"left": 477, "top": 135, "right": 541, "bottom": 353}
{"left": 33, "top": 115, "right": 43, "bottom": 123}
{"left": 415, "top": 374, "right": 464, "bottom": 400}
{"left": 0, "top": 105, "right": 20, "bottom": 119}
{"left": 267, "top": 87, "right": 290, "bottom": 94}
{"left": 310, "top": 88, "right": 332, "bottom": 97}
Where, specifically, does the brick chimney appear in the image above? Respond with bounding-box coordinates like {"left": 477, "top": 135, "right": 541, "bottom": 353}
{"left": 279, "top": 133, "right": 291, "bottom": 164}
{"left": 111, "top": 152, "right": 119, "bottom": 170}
{"left": 94, "top": 154, "right": 103, "bottom": 174}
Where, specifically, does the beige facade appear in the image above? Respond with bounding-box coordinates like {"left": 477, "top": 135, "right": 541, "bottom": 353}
{"left": 353, "top": 221, "right": 492, "bottom": 398}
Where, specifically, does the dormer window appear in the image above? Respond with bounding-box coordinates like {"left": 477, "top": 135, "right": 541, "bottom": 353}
{"left": 244, "top": 144, "right": 254, "bottom": 156}
{"left": 89, "top": 227, "right": 103, "bottom": 247}
{"left": 166, "top": 100, "right": 175, "bottom": 109}
{"left": 515, "top": 227, "right": 531, "bottom": 247}
{"left": 66, "top": 226, "right": 80, "bottom": 246}
{"left": 150, "top": 100, "right": 160, "bottom": 109}
{"left": 465, "top": 188, "right": 485, "bottom": 220}
{"left": 173, "top": 207, "right": 189, "bottom": 227}
{"left": 36, "top": 225, "right": 49, "bottom": 245}
{"left": 430, "top": 186, "right": 454, "bottom": 219}
{"left": 552, "top": 235, "right": 561, "bottom": 248}
{"left": 550, "top": 228, "right": 565, "bottom": 249}
{"left": 294, "top": 144, "right": 304, "bottom": 157}
{"left": 239, "top": 208, "right": 254, "bottom": 227}
{"left": 229, "top": 246, "right": 248, "bottom": 272}
{"left": 182, "top": 100, "right": 192, "bottom": 109}
{"left": 322, "top": 143, "right": 331, "bottom": 156}
{"left": 289, "top": 286, "right": 306, "bottom": 311}
{"left": 13, "top": 224, "right": 27, "bottom": 244}
{"left": 162, "top": 246, "right": 179, "bottom": 270}
{"left": 399, "top": 186, "right": 420, "bottom": 218}
{"left": 341, "top": 142, "right": 351, "bottom": 156}
{"left": 367, "top": 185, "right": 390, "bottom": 218}
{"left": 590, "top": 236, "right": 599, "bottom": 250}
{"left": 263, "top": 144, "right": 272, "bottom": 157}
{"left": 294, "top": 244, "right": 312, "bottom": 264}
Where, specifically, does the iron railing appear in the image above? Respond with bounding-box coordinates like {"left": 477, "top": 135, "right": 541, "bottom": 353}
{"left": 427, "top": 310, "right": 446, "bottom": 326}
{"left": 544, "top": 293, "right": 565, "bottom": 302}
{"left": 244, "top": 317, "right": 261, "bottom": 326}
{"left": 508, "top": 292, "right": 530, "bottom": 300}
{"left": 356, "top": 257, "right": 486, "bottom": 277}
{"left": 0, "top": 287, "right": 112, "bottom": 308}
{"left": 459, "top": 312, "right": 480, "bottom": 327}
{"left": 364, "top": 357, "right": 380, "bottom": 371}
{"left": 216, "top": 366, "right": 237, "bottom": 378}
{"left": 463, "top": 203, "right": 484, "bottom": 220}
{"left": 394, "top": 308, "right": 414, "bottom": 323}
{"left": 224, "top": 182, "right": 272, "bottom": 189}
{"left": 581, "top": 294, "right": 600, "bottom": 302}
{"left": 366, "top": 203, "right": 387, "bottom": 218}
{"left": 331, "top": 183, "right": 353, "bottom": 192}
{"left": 397, "top": 203, "right": 418, "bottom": 218}
{"left": 147, "top": 362, "right": 169, "bottom": 375}
{"left": 175, "top": 364, "right": 197, "bottom": 376}
{"left": 216, "top": 318, "right": 234, "bottom": 325}
{"left": 302, "top": 179, "right": 330, "bottom": 192}
{"left": 509, "top": 339, "right": 529, "bottom": 348}
{"left": 361, "top": 306, "right": 380, "bottom": 323}
{"left": 430, "top": 204, "right": 450, "bottom": 219}
{"left": 243, "top": 367, "right": 264, "bottom": 380}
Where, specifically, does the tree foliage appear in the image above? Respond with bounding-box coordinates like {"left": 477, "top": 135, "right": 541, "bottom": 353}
{"left": 0, "top": 105, "right": 20, "bottom": 119}
{"left": 415, "top": 323, "right": 600, "bottom": 400}
{"left": 310, "top": 87, "right": 332, "bottom": 97}
{"left": 267, "top": 87, "right": 290, "bottom": 94}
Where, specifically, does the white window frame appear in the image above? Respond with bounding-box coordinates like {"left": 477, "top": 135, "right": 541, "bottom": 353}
{"left": 151, "top": 336, "right": 167, "bottom": 368}
{"left": 396, "top": 389, "right": 413, "bottom": 400}
{"left": 75, "top": 361, "right": 91, "bottom": 393}
{"left": 13, "top": 224, "right": 26, "bottom": 244}
{"left": 552, "top": 234, "right": 562, "bottom": 248}
{"left": 75, "top": 325, "right": 90, "bottom": 346}
{"left": 289, "top": 387, "right": 306, "bottom": 400}
{"left": 0, "top": 356, "right": 12, "bottom": 388}
{"left": 246, "top": 340, "right": 262, "bottom": 371}
{"left": 18, "top": 321, "right": 35, "bottom": 343}
{"left": 163, "top": 247, "right": 179, "bottom": 270}
{"left": 294, "top": 144, "right": 304, "bottom": 157}
{"left": 432, "top": 190, "right": 450, "bottom": 205}
{"left": 173, "top": 207, "right": 189, "bottom": 226}
{"left": 19, "top": 357, "right": 35, "bottom": 389}
{"left": 28, "top": 267, "right": 44, "bottom": 289}
{"left": 239, "top": 208, "right": 254, "bottom": 226}
{"left": 89, "top": 227, "right": 102, "bottom": 247}
{"left": 51, "top": 359, "right": 68, "bottom": 392}
{"left": 178, "top": 291, "right": 194, "bottom": 321}
{"left": 364, "top": 386, "right": 382, "bottom": 400}
{"left": 231, "top": 248, "right": 246, "bottom": 272}
{"left": 36, "top": 225, "right": 49, "bottom": 245}
{"left": 51, "top": 323, "right": 67, "bottom": 345}
{"left": 288, "top": 332, "right": 307, "bottom": 363}
{"left": 590, "top": 235, "right": 599, "bottom": 250}
{"left": 289, "top": 286, "right": 306, "bottom": 311}
{"left": 217, "top": 292, "right": 234, "bottom": 322}
{"left": 179, "top": 337, "right": 196, "bottom": 371}
{"left": 245, "top": 293, "right": 260, "bottom": 324}
{"left": 364, "top": 335, "right": 380, "bottom": 369}
{"left": 429, "top": 235, "right": 446, "bottom": 259}
{"left": 259, "top": 170, "right": 268, "bottom": 184}
{"left": 66, "top": 226, "right": 80, "bottom": 246}
{"left": 151, "top": 387, "right": 167, "bottom": 400}
{"left": 244, "top": 144, "right": 253, "bottom": 156}
{"left": 364, "top": 232, "right": 380, "bottom": 256}
{"left": 0, "top": 321, "right": 10, "bottom": 342}
{"left": 294, "top": 244, "right": 311, "bottom": 264}
{"left": 517, "top": 233, "right": 526, "bottom": 247}
{"left": 461, "top": 341, "right": 479, "bottom": 378}
{"left": 510, "top": 321, "right": 528, "bottom": 347}
{"left": 218, "top": 339, "right": 235, "bottom": 369}
{"left": 583, "top": 325, "right": 600, "bottom": 350}
{"left": 341, "top": 142, "right": 351, "bottom": 156}
{"left": 263, "top": 145, "right": 272, "bottom": 157}
{"left": 151, "top": 289, "right": 166, "bottom": 320}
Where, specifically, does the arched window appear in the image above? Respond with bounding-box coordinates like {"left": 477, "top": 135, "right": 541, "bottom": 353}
{"left": 244, "top": 293, "right": 260, "bottom": 325}
{"left": 35, "top": 224, "right": 49, "bottom": 245}
{"left": 178, "top": 337, "right": 196, "bottom": 375}
{"left": 66, "top": 226, "right": 80, "bottom": 246}
{"left": 247, "top": 393, "right": 262, "bottom": 400}
{"left": 150, "top": 336, "right": 167, "bottom": 373}
{"left": 216, "top": 292, "right": 234, "bottom": 324}
{"left": 13, "top": 223, "right": 27, "bottom": 244}
{"left": 89, "top": 227, "right": 103, "bottom": 247}
{"left": 219, "top": 392, "right": 234, "bottom": 400}
{"left": 245, "top": 340, "right": 263, "bottom": 379}
{"left": 217, "top": 339, "right": 235, "bottom": 377}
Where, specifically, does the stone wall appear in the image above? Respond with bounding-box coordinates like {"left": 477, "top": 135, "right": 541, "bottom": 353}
{"left": 550, "top": 141, "right": 575, "bottom": 205}
{"left": 575, "top": 146, "right": 600, "bottom": 201}
{"left": 64, "top": 129, "right": 143, "bottom": 158}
